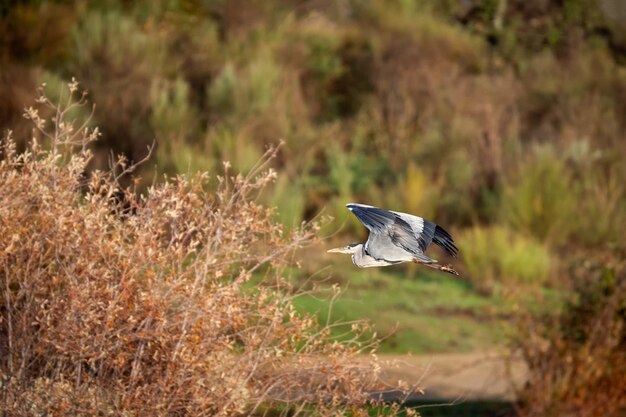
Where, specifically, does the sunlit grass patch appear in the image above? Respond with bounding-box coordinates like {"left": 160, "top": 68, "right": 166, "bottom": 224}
{"left": 291, "top": 262, "right": 562, "bottom": 354}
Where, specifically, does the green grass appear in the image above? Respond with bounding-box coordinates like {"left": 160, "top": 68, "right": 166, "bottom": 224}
{"left": 292, "top": 262, "right": 564, "bottom": 354}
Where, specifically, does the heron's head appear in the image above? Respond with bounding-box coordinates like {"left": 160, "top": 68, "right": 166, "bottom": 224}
{"left": 327, "top": 243, "right": 362, "bottom": 255}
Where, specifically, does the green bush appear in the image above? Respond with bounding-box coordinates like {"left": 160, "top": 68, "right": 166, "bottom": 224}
{"left": 208, "top": 62, "right": 237, "bottom": 118}
{"left": 565, "top": 140, "right": 626, "bottom": 249}
{"left": 69, "top": 9, "right": 169, "bottom": 169}
{"left": 501, "top": 148, "right": 576, "bottom": 245}
{"left": 152, "top": 78, "right": 194, "bottom": 125}
{"left": 459, "top": 226, "right": 551, "bottom": 294}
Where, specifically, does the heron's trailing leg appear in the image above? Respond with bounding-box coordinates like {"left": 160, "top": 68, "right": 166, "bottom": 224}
{"left": 412, "top": 258, "right": 460, "bottom": 276}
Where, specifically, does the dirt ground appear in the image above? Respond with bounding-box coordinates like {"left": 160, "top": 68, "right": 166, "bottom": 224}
{"left": 375, "top": 350, "right": 528, "bottom": 402}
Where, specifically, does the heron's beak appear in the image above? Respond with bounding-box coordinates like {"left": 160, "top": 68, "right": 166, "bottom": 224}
{"left": 327, "top": 246, "right": 352, "bottom": 254}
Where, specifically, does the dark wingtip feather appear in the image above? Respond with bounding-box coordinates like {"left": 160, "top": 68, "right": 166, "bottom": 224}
{"left": 433, "top": 225, "right": 459, "bottom": 257}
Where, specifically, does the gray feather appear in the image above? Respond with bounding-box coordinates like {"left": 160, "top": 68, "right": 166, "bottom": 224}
{"left": 346, "top": 203, "right": 458, "bottom": 261}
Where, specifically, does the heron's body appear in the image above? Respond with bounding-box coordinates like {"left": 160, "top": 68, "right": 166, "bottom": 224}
{"left": 328, "top": 204, "right": 460, "bottom": 275}
{"left": 349, "top": 244, "right": 403, "bottom": 268}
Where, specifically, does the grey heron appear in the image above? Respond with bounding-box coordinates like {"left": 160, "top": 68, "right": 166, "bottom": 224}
{"left": 327, "top": 203, "right": 460, "bottom": 276}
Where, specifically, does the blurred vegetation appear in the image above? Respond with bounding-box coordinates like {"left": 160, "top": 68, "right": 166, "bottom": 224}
{"left": 1, "top": 0, "right": 625, "bottom": 361}
{"left": 513, "top": 257, "right": 626, "bottom": 417}
{"left": 459, "top": 226, "right": 551, "bottom": 295}
{"left": 2, "top": 0, "right": 625, "bottom": 234}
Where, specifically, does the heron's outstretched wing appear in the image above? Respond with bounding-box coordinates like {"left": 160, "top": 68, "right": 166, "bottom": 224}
{"left": 392, "top": 209, "right": 458, "bottom": 257}
{"left": 347, "top": 203, "right": 422, "bottom": 255}
{"left": 346, "top": 203, "right": 458, "bottom": 257}
{"left": 345, "top": 204, "right": 394, "bottom": 232}
{"left": 429, "top": 223, "right": 458, "bottom": 257}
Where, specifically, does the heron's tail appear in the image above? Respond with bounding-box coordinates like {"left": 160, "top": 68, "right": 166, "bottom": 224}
{"left": 432, "top": 225, "right": 458, "bottom": 257}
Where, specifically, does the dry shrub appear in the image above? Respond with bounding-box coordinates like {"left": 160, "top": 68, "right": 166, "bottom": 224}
{"left": 0, "top": 81, "right": 408, "bottom": 416}
{"left": 513, "top": 256, "right": 626, "bottom": 417}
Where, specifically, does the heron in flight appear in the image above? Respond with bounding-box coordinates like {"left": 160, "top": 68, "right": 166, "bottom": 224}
{"left": 327, "top": 204, "right": 460, "bottom": 276}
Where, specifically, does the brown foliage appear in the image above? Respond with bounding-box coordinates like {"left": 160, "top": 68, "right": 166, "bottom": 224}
{"left": 0, "top": 82, "right": 406, "bottom": 416}
{"left": 513, "top": 255, "right": 626, "bottom": 417}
